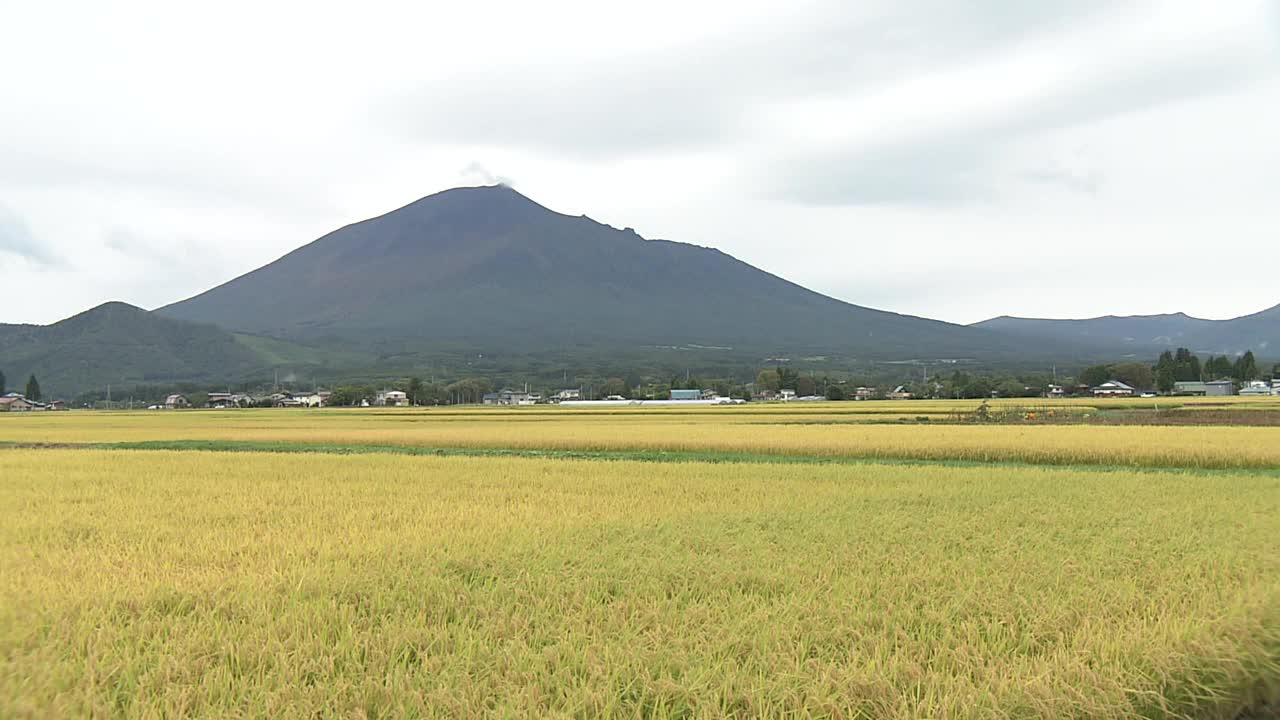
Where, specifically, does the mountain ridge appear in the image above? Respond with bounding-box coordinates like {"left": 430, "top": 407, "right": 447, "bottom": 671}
{"left": 0, "top": 302, "right": 264, "bottom": 397}
{"left": 973, "top": 304, "right": 1280, "bottom": 357}
{"left": 0, "top": 302, "right": 367, "bottom": 398}
{"left": 159, "top": 185, "right": 1039, "bottom": 359}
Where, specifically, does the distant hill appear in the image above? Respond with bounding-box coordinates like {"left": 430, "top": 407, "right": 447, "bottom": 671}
{"left": 159, "top": 186, "right": 1035, "bottom": 359}
{"left": 974, "top": 305, "right": 1280, "bottom": 358}
{"left": 0, "top": 302, "right": 365, "bottom": 399}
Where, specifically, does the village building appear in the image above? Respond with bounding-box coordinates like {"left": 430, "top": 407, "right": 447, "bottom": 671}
{"left": 1205, "top": 380, "right": 1235, "bottom": 396}
{"left": 206, "top": 392, "right": 236, "bottom": 408}
{"left": 376, "top": 390, "right": 409, "bottom": 407}
{"left": 164, "top": 394, "right": 190, "bottom": 409}
{"left": 1174, "top": 380, "right": 1235, "bottom": 397}
{"left": 1045, "top": 384, "right": 1065, "bottom": 398}
{"left": 670, "top": 389, "right": 701, "bottom": 401}
{"left": 0, "top": 394, "right": 35, "bottom": 412}
{"left": 553, "top": 389, "right": 581, "bottom": 402}
{"left": 293, "top": 391, "right": 330, "bottom": 407}
{"left": 1238, "top": 381, "right": 1272, "bottom": 397}
{"left": 887, "top": 386, "right": 913, "bottom": 400}
{"left": 484, "top": 389, "right": 538, "bottom": 405}
{"left": 1091, "top": 380, "right": 1135, "bottom": 398}
{"left": 1172, "top": 381, "right": 1208, "bottom": 396}
{"left": 854, "top": 387, "right": 877, "bottom": 401}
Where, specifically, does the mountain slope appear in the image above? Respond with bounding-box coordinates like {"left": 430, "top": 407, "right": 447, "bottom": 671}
{"left": 0, "top": 302, "right": 356, "bottom": 398}
{"left": 974, "top": 305, "right": 1280, "bottom": 357}
{"left": 160, "top": 185, "right": 1032, "bottom": 359}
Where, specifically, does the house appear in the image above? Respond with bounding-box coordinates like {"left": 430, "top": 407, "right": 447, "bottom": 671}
{"left": 780, "top": 389, "right": 797, "bottom": 401}
{"left": 482, "top": 393, "right": 499, "bottom": 405}
{"left": 1272, "top": 379, "right": 1280, "bottom": 396}
{"left": 854, "top": 387, "right": 877, "bottom": 401}
{"left": 1239, "top": 381, "right": 1272, "bottom": 397}
{"left": 376, "top": 390, "right": 410, "bottom": 407}
{"left": 1091, "top": 380, "right": 1135, "bottom": 397}
{"left": 164, "top": 394, "right": 190, "bottom": 409}
{"left": 265, "top": 392, "right": 296, "bottom": 407}
{"left": 1045, "top": 384, "right": 1065, "bottom": 399}
{"left": 294, "top": 391, "right": 330, "bottom": 408}
{"left": 493, "top": 389, "right": 536, "bottom": 405}
{"left": 0, "top": 394, "right": 35, "bottom": 412}
{"left": 887, "top": 386, "right": 913, "bottom": 400}
{"left": 553, "top": 389, "right": 581, "bottom": 402}
{"left": 206, "top": 392, "right": 235, "bottom": 409}
{"left": 670, "top": 389, "right": 701, "bottom": 401}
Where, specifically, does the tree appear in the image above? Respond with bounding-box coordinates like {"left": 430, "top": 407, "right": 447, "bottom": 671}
{"left": 795, "top": 376, "right": 817, "bottom": 397}
{"left": 25, "top": 374, "right": 41, "bottom": 402}
{"left": 406, "top": 377, "right": 423, "bottom": 406}
{"left": 755, "top": 369, "right": 781, "bottom": 393}
{"left": 825, "top": 384, "right": 847, "bottom": 401}
{"left": 1079, "top": 365, "right": 1111, "bottom": 388}
{"left": 995, "top": 379, "right": 1027, "bottom": 399}
{"left": 1236, "top": 351, "right": 1258, "bottom": 382}
{"left": 0, "top": 369, "right": 5, "bottom": 395}
{"left": 1171, "top": 348, "right": 1201, "bottom": 382}
{"left": 444, "top": 377, "right": 490, "bottom": 405}
{"left": 1155, "top": 365, "right": 1176, "bottom": 394}
{"left": 328, "top": 385, "right": 373, "bottom": 406}
{"left": 598, "top": 378, "right": 629, "bottom": 398}
{"left": 1204, "top": 355, "right": 1234, "bottom": 380}
{"left": 776, "top": 366, "right": 800, "bottom": 391}
{"left": 1109, "top": 362, "right": 1154, "bottom": 391}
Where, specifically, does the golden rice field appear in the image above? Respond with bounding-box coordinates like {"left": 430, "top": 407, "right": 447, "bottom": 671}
{"left": 4, "top": 403, "right": 1280, "bottom": 469}
{"left": 1, "top": 403, "right": 1278, "bottom": 718}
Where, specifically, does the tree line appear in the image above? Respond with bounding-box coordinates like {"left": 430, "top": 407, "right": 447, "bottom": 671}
{"left": 1081, "top": 348, "right": 1274, "bottom": 394}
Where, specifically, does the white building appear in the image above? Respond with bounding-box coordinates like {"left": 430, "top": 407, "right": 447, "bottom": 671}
{"left": 1239, "top": 381, "right": 1273, "bottom": 397}
{"left": 376, "top": 390, "right": 409, "bottom": 407}
{"left": 1091, "top": 380, "right": 1135, "bottom": 398}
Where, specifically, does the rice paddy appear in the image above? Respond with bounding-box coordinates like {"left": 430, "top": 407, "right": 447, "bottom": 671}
{"left": 1, "top": 402, "right": 1278, "bottom": 717}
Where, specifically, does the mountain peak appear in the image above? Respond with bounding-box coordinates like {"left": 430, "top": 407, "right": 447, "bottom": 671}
{"left": 65, "top": 301, "right": 149, "bottom": 321}
{"left": 158, "top": 187, "right": 1024, "bottom": 358}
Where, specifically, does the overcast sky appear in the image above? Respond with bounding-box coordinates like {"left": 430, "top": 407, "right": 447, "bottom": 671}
{"left": 2, "top": 0, "right": 1277, "bottom": 326}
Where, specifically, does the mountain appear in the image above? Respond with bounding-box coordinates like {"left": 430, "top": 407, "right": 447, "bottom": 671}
{"left": 160, "top": 185, "right": 1033, "bottom": 359}
{"left": 0, "top": 302, "right": 365, "bottom": 399}
{"left": 974, "top": 305, "right": 1280, "bottom": 358}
